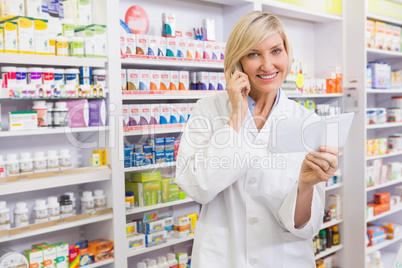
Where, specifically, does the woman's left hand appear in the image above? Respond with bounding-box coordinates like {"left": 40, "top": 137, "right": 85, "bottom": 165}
{"left": 299, "top": 145, "right": 338, "bottom": 192}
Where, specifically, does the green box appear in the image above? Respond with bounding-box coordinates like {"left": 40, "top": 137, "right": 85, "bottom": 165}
{"left": 161, "top": 177, "right": 179, "bottom": 203}
{"left": 24, "top": 248, "right": 44, "bottom": 268}
{"left": 179, "top": 191, "right": 186, "bottom": 200}
{"left": 54, "top": 242, "right": 69, "bottom": 268}
{"left": 130, "top": 171, "right": 161, "bottom": 183}
{"left": 132, "top": 181, "right": 161, "bottom": 207}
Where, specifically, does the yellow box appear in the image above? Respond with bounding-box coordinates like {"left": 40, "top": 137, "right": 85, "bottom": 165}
{"left": 375, "top": 21, "right": 386, "bottom": 50}
{"left": 0, "top": 0, "right": 24, "bottom": 20}
{"left": 0, "top": 26, "right": 3, "bottom": 52}
{"left": 93, "top": 149, "right": 107, "bottom": 165}
{"left": 1, "top": 21, "right": 18, "bottom": 53}
{"left": 9, "top": 16, "right": 35, "bottom": 54}
{"left": 34, "top": 18, "right": 49, "bottom": 55}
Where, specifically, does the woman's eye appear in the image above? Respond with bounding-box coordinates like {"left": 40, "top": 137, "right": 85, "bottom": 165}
{"left": 273, "top": 49, "right": 282, "bottom": 55}
{"left": 248, "top": 52, "right": 258, "bottom": 57}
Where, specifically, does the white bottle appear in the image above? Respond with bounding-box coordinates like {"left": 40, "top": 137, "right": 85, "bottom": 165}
{"left": 14, "top": 202, "right": 29, "bottom": 227}
{"left": 19, "top": 152, "right": 33, "bottom": 174}
{"left": 94, "top": 189, "right": 106, "bottom": 211}
{"left": 137, "top": 262, "right": 146, "bottom": 268}
{"left": 0, "top": 201, "right": 10, "bottom": 230}
{"left": 47, "top": 150, "right": 59, "bottom": 171}
{"left": 59, "top": 149, "right": 72, "bottom": 170}
{"left": 47, "top": 196, "right": 60, "bottom": 221}
{"left": 33, "top": 199, "right": 48, "bottom": 224}
{"left": 167, "top": 253, "right": 178, "bottom": 268}
{"left": 0, "top": 156, "right": 5, "bottom": 178}
{"left": 5, "top": 154, "right": 19, "bottom": 177}
{"left": 157, "top": 256, "right": 169, "bottom": 268}
{"left": 33, "top": 151, "right": 47, "bottom": 173}
{"left": 147, "top": 259, "right": 158, "bottom": 268}
{"left": 46, "top": 102, "right": 54, "bottom": 127}
{"left": 65, "top": 192, "right": 76, "bottom": 215}
{"left": 81, "top": 191, "right": 94, "bottom": 213}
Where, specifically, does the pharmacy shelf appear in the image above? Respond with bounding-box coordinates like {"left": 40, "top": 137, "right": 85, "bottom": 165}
{"left": 124, "top": 162, "right": 176, "bottom": 173}
{"left": 261, "top": 0, "right": 342, "bottom": 23}
{"left": 315, "top": 244, "right": 344, "bottom": 260}
{"left": 367, "top": 48, "right": 402, "bottom": 61}
{"left": 366, "top": 180, "right": 402, "bottom": 192}
{"left": 126, "top": 198, "right": 194, "bottom": 215}
{"left": 124, "top": 124, "right": 185, "bottom": 136}
{"left": 0, "top": 209, "right": 113, "bottom": 243}
{"left": 285, "top": 93, "right": 343, "bottom": 98}
{"left": 366, "top": 235, "right": 402, "bottom": 255}
{"left": 321, "top": 218, "right": 343, "bottom": 230}
{"left": 121, "top": 57, "right": 223, "bottom": 71}
{"left": 367, "top": 12, "right": 402, "bottom": 26}
{"left": 366, "top": 206, "right": 402, "bottom": 223}
{"left": 366, "top": 151, "right": 402, "bottom": 161}
{"left": 86, "top": 259, "right": 115, "bottom": 268}
{"left": 127, "top": 236, "right": 194, "bottom": 257}
{"left": 0, "top": 54, "right": 106, "bottom": 67}
{"left": 325, "top": 183, "right": 343, "bottom": 192}
{"left": 0, "top": 166, "right": 111, "bottom": 196}
{"left": 0, "top": 126, "right": 109, "bottom": 137}
{"left": 367, "top": 122, "right": 402, "bottom": 129}
{"left": 367, "top": 89, "right": 402, "bottom": 93}
{"left": 122, "top": 90, "right": 222, "bottom": 100}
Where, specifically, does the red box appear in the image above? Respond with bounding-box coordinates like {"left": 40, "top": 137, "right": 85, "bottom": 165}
{"left": 374, "top": 192, "right": 391, "bottom": 204}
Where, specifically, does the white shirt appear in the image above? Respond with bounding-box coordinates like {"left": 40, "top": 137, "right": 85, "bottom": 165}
{"left": 175, "top": 89, "right": 325, "bottom": 268}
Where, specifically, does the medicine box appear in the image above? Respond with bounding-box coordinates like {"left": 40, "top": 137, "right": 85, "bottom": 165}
{"left": 170, "top": 104, "right": 180, "bottom": 124}
{"left": 179, "top": 71, "right": 189, "bottom": 90}
{"left": 203, "top": 41, "right": 213, "bottom": 59}
{"left": 160, "top": 70, "right": 170, "bottom": 90}
{"left": 77, "top": 0, "right": 92, "bottom": 26}
{"left": 187, "top": 213, "right": 198, "bottom": 234}
{"left": 208, "top": 72, "right": 218, "bottom": 91}
{"left": 139, "top": 70, "right": 150, "bottom": 91}
{"left": 127, "top": 69, "right": 140, "bottom": 91}
{"left": 88, "top": 99, "right": 106, "bottom": 127}
{"left": 34, "top": 19, "right": 49, "bottom": 55}
{"left": 158, "top": 37, "right": 166, "bottom": 56}
{"left": 9, "top": 111, "right": 38, "bottom": 131}
{"left": 9, "top": 16, "right": 35, "bottom": 54}
{"left": 374, "top": 192, "right": 391, "bottom": 204}
{"left": 140, "top": 104, "right": 151, "bottom": 125}
{"left": 170, "top": 71, "right": 179, "bottom": 91}
{"left": 66, "top": 99, "right": 89, "bottom": 128}
{"left": 375, "top": 21, "right": 386, "bottom": 50}
{"left": 1, "top": 0, "right": 24, "bottom": 20}
{"left": 89, "top": 239, "right": 114, "bottom": 262}
{"left": 133, "top": 181, "right": 161, "bottom": 207}
{"left": 148, "top": 35, "right": 158, "bottom": 56}
{"left": 68, "top": 245, "right": 79, "bottom": 268}
{"left": 173, "top": 216, "right": 190, "bottom": 238}
{"left": 160, "top": 103, "right": 170, "bottom": 124}
{"left": 126, "top": 33, "right": 136, "bottom": 57}
{"left": 129, "top": 104, "right": 140, "bottom": 126}
{"left": 128, "top": 234, "right": 146, "bottom": 250}
{"left": 176, "top": 252, "right": 188, "bottom": 267}
{"left": 177, "top": 37, "right": 186, "bottom": 58}
{"left": 37, "top": 245, "right": 57, "bottom": 268}
{"left": 136, "top": 34, "right": 148, "bottom": 55}
{"left": 150, "top": 70, "right": 160, "bottom": 91}
{"left": 130, "top": 171, "right": 161, "bottom": 183}
{"left": 2, "top": 21, "right": 18, "bottom": 53}
{"left": 75, "top": 27, "right": 96, "bottom": 57}
{"left": 162, "top": 13, "right": 176, "bottom": 37}
{"left": 329, "top": 194, "right": 342, "bottom": 220}
{"left": 24, "top": 248, "right": 43, "bottom": 268}
{"left": 166, "top": 37, "right": 177, "bottom": 57}
{"left": 126, "top": 221, "right": 137, "bottom": 236}
{"left": 54, "top": 242, "right": 69, "bottom": 268}
{"left": 196, "top": 72, "right": 209, "bottom": 90}
{"left": 161, "top": 177, "right": 180, "bottom": 203}
{"left": 217, "top": 72, "right": 226, "bottom": 90}
{"left": 367, "top": 226, "right": 386, "bottom": 246}
{"left": 121, "top": 69, "right": 127, "bottom": 91}
{"left": 150, "top": 103, "right": 160, "bottom": 125}
{"left": 145, "top": 219, "right": 166, "bottom": 234}
{"left": 146, "top": 230, "right": 168, "bottom": 247}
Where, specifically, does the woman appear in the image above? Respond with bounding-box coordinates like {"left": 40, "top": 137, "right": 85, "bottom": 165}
{"left": 175, "top": 11, "right": 338, "bottom": 267}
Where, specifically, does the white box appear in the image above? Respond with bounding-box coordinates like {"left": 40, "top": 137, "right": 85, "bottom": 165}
{"left": 2, "top": 21, "right": 18, "bottom": 53}
{"left": 139, "top": 69, "right": 150, "bottom": 91}
{"left": 158, "top": 36, "right": 166, "bottom": 56}
{"left": 166, "top": 37, "right": 177, "bottom": 57}
{"left": 203, "top": 41, "right": 213, "bottom": 59}
{"left": 148, "top": 35, "right": 158, "bottom": 56}
{"left": 208, "top": 72, "right": 218, "bottom": 91}
{"left": 160, "top": 104, "right": 170, "bottom": 124}
{"left": 212, "top": 42, "right": 220, "bottom": 60}
{"left": 128, "top": 234, "right": 146, "bottom": 250}
{"left": 150, "top": 70, "right": 160, "bottom": 91}
{"left": 186, "top": 39, "right": 196, "bottom": 58}
{"left": 170, "top": 104, "right": 180, "bottom": 124}
{"left": 187, "top": 103, "right": 195, "bottom": 121}
{"left": 177, "top": 37, "right": 186, "bottom": 58}
{"left": 126, "top": 33, "right": 136, "bottom": 57}
{"left": 150, "top": 103, "right": 160, "bottom": 125}
{"left": 160, "top": 70, "right": 170, "bottom": 90}
{"left": 9, "top": 111, "right": 38, "bottom": 131}
{"left": 1, "top": 0, "right": 24, "bottom": 20}
{"left": 140, "top": 104, "right": 151, "bottom": 125}
{"left": 146, "top": 231, "right": 168, "bottom": 247}
{"left": 196, "top": 72, "right": 209, "bottom": 91}
{"left": 33, "top": 18, "right": 49, "bottom": 55}
{"left": 329, "top": 194, "right": 342, "bottom": 220}
{"left": 179, "top": 71, "right": 189, "bottom": 91}
{"left": 77, "top": 0, "right": 92, "bottom": 26}
{"left": 178, "top": 103, "right": 187, "bottom": 123}
{"left": 121, "top": 69, "right": 127, "bottom": 91}
{"left": 136, "top": 34, "right": 148, "bottom": 55}
{"left": 217, "top": 72, "right": 226, "bottom": 90}
{"left": 170, "top": 71, "right": 179, "bottom": 90}
{"left": 25, "top": 0, "right": 42, "bottom": 20}
{"left": 11, "top": 16, "right": 35, "bottom": 54}
{"left": 129, "top": 104, "right": 141, "bottom": 126}
{"left": 202, "top": 18, "right": 215, "bottom": 41}
{"left": 127, "top": 69, "right": 140, "bottom": 91}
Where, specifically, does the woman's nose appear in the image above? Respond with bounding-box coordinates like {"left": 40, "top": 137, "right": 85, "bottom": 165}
{"left": 260, "top": 55, "right": 274, "bottom": 72}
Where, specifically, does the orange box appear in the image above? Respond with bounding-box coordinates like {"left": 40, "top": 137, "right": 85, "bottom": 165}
{"left": 88, "top": 239, "right": 114, "bottom": 263}
{"left": 373, "top": 202, "right": 390, "bottom": 215}
{"left": 374, "top": 192, "right": 391, "bottom": 204}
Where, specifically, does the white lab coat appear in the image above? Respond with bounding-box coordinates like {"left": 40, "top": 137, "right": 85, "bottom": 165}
{"left": 175, "top": 89, "right": 325, "bottom": 268}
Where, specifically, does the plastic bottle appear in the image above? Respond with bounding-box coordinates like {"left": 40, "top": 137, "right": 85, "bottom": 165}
{"left": 54, "top": 101, "right": 69, "bottom": 127}
{"left": 137, "top": 262, "right": 146, "bottom": 268}
{"left": 33, "top": 151, "right": 47, "bottom": 173}
{"left": 125, "top": 191, "right": 134, "bottom": 210}
{"left": 19, "top": 152, "right": 33, "bottom": 175}
{"left": 56, "top": 36, "right": 69, "bottom": 56}
{"left": 326, "top": 227, "right": 332, "bottom": 249}
{"left": 167, "top": 253, "right": 178, "bottom": 268}
{"left": 147, "top": 259, "right": 158, "bottom": 268}
{"left": 0, "top": 155, "right": 6, "bottom": 178}
{"left": 5, "top": 154, "right": 19, "bottom": 177}
{"left": 332, "top": 225, "right": 340, "bottom": 245}
{"left": 33, "top": 199, "right": 48, "bottom": 224}
{"left": 59, "top": 195, "right": 73, "bottom": 218}
{"left": 32, "top": 100, "right": 47, "bottom": 127}
{"left": 0, "top": 201, "right": 10, "bottom": 230}
{"left": 157, "top": 256, "right": 169, "bottom": 268}
{"left": 81, "top": 191, "right": 95, "bottom": 213}
{"left": 47, "top": 150, "right": 59, "bottom": 171}
{"left": 64, "top": 192, "right": 76, "bottom": 215}
{"left": 94, "top": 189, "right": 106, "bottom": 211}
{"left": 59, "top": 149, "right": 72, "bottom": 170}
{"left": 1, "top": 66, "right": 17, "bottom": 88}
{"left": 370, "top": 251, "right": 381, "bottom": 266}
{"left": 14, "top": 202, "right": 29, "bottom": 227}
{"left": 43, "top": 68, "right": 55, "bottom": 86}
{"left": 46, "top": 102, "right": 54, "bottom": 127}
{"left": 69, "top": 37, "right": 84, "bottom": 57}
{"left": 319, "top": 230, "right": 327, "bottom": 252}
{"left": 47, "top": 196, "right": 61, "bottom": 221}
{"left": 93, "top": 69, "right": 106, "bottom": 89}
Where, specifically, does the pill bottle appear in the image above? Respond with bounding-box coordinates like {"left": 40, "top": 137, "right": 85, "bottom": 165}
{"left": 49, "top": 34, "right": 57, "bottom": 55}
{"left": 5, "top": 154, "right": 19, "bottom": 177}
{"left": 125, "top": 191, "right": 134, "bottom": 210}
{"left": 43, "top": 68, "right": 55, "bottom": 86}
{"left": 59, "top": 149, "right": 72, "bottom": 170}
{"left": 147, "top": 259, "right": 158, "bottom": 268}
{"left": 81, "top": 191, "right": 95, "bottom": 214}
{"left": 32, "top": 100, "right": 47, "bottom": 127}
{"left": 136, "top": 262, "right": 146, "bottom": 268}
{"left": 54, "top": 69, "right": 65, "bottom": 86}
{"left": 47, "top": 150, "right": 59, "bottom": 171}
{"left": 59, "top": 195, "right": 73, "bottom": 218}
{"left": 46, "top": 102, "right": 54, "bottom": 127}
{"left": 370, "top": 251, "right": 381, "bottom": 266}
{"left": 65, "top": 68, "right": 79, "bottom": 86}
{"left": 19, "top": 152, "right": 33, "bottom": 175}
{"left": 56, "top": 36, "right": 69, "bottom": 56}
{"left": 47, "top": 196, "right": 60, "bottom": 221}
{"left": 157, "top": 256, "right": 169, "bottom": 268}
{"left": 0, "top": 201, "right": 10, "bottom": 230}
{"left": 14, "top": 202, "right": 29, "bottom": 227}
{"left": 28, "top": 67, "right": 43, "bottom": 85}
{"left": 167, "top": 253, "right": 178, "bottom": 268}
{"left": 0, "top": 156, "right": 5, "bottom": 178}
{"left": 16, "top": 67, "right": 28, "bottom": 86}
{"left": 62, "top": 19, "right": 74, "bottom": 38}
{"left": 94, "top": 189, "right": 106, "bottom": 210}
{"left": 33, "top": 151, "right": 47, "bottom": 173}
{"left": 93, "top": 69, "right": 106, "bottom": 89}
{"left": 64, "top": 192, "right": 76, "bottom": 215}
{"left": 54, "top": 101, "right": 69, "bottom": 127}
{"left": 1, "top": 67, "right": 17, "bottom": 88}
{"left": 33, "top": 199, "right": 48, "bottom": 224}
{"left": 69, "top": 37, "right": 84, "bottom": 57}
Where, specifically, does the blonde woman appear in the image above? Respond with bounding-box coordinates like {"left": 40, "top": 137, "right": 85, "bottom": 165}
{"left": 176, "top": 11, "right": 338, "bottom": 267}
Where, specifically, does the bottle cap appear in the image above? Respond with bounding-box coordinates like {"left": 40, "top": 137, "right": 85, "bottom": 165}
{"left": 47, "top": 196, "right": 58, "bottom": 204}
{"left": 332, "top": 226, "right": 338, "bottom": 232}
{"left": 147, "top": 259, "right": 156, "bottom": 266}
{"left": 6, "top": 154, "right": 17, "bottom": 161}
{"left": 0, "top": 201, "right": 6, "bottom": 208}
{"left": 94, "top": 190, "right": 104, "bottom": 197}
{"left": 16, "top": 202, "right": 26, "bottom": 209}
{"left": 82, "top": 191, "right": 93, "bottom": 198}
{"left": 319, "top": 229, "right": 326, "bottom": 236}
{"left": 157, "top": 256, "right": 167, "bottom": 263}
{"left": 36, "top": 199, "right": 46, "bottom": 206}
{"left": 136, "top": 262, "right": 146, "bottom": 268}
{"left": 20, "top": 152, "right": 31, "bottom": 159}
{"left": 167, "top": 253, "right": 175, "bottom": 260}
{"left": 60, "top": 195, "right": 70, "bottom": 202}
{"left": 47, "top": 150, "right": 58, "bottom": 157}
{"left": 59, "top": 149, "right": 70, "bottom": 156}
{"left": 34, "top": 151, "right": 45, "bottom": 158}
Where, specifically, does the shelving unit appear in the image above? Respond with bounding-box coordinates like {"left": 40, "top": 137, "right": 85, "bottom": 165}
{"left": 124, "top": 124, "right": 185, "bottom": 136}
{"left": 86, "top": 259, "right": 115, "bottom": 268}
{"left": 325, "top": 183, "right": 343, "bottom": 192}
{"left": 366, "top": 180, "right": 402, "bottom": 192}
{"left": 366, "top": 235, "right": 402, "bottom": 255}
{"left": 366, "top": 206, "right": 402, "bottom": 223}
{"left": 0, "top": 54, "right": 107, "bottom": 67}
{"left": 121, "top": 57, "right": 223, "bottom": 71}
{"left": 367, "top": 122, "right": 402, "bottom": 129}
{"left": 126, "top": 198, "right": 194, "bottom": 215}
{"left": 124, "top": 162, "right": 176, "bottom": 173}
{"left": 322, "top": 219, "right": 344, "bottom": 229}
{"left": 0, "top": 126, "right": 109, "bottom": 137}
{"left": 315, "top": 244, "right": 344, "bottom": 260}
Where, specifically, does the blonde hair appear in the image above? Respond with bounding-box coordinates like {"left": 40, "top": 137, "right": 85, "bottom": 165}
{"left": 224, "top": 11, "right": 292, "bottom": 76}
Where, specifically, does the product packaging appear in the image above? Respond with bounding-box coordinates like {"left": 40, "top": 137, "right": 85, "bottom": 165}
{"left": 10, "top": 16, "right": 35, "bottom": 54}
{"left": 66, "top": 99, "right": 89, "bottom": 128}
{"left": 88, "top": 99, "right": 106, "bottom": 127}
{"left": 128, "top": 234, "right": 146, "bottom": 250}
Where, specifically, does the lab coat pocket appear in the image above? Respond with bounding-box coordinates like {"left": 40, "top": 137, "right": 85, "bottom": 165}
{"left": 263, "top": 153, "right": 293, "bottom": 199}
{"left": 192, "top": 222, "right": 229, "bottom": 268}
{"left": 282, "top": 232, "right": 314, "bottom": 268}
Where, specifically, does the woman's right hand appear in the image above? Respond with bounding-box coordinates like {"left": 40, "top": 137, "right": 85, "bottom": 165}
{"left": 225, "top": 69, "right": 251, "bottom": 133}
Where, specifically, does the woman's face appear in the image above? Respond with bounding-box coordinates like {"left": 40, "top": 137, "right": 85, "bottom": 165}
{"left": 240, "top": 32, "right": 288, "bottom": 94}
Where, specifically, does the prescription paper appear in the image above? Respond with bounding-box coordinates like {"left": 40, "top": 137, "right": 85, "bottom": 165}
{"left": 268, "top": 113, "right": 354, "bottom": 153}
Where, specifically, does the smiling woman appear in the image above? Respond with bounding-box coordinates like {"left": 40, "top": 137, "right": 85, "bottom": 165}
{"left": 175, "top": 11, "right": 338, "bottom": 268}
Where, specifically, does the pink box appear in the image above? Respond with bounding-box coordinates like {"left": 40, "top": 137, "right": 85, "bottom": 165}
{"left": 66, "top": 99, "right": 89, "bottom": 128}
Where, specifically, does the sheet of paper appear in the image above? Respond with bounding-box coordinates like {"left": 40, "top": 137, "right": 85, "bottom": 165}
{"left": 268, "top": 113, "right": 354, "bottom": 153}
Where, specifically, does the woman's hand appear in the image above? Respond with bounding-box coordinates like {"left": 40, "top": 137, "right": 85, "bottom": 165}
{"left": 299, "top": 145, "right": 339, "bottom": 193}
{"left": 224, "top": 69, "right": 251, "bottom": 133}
